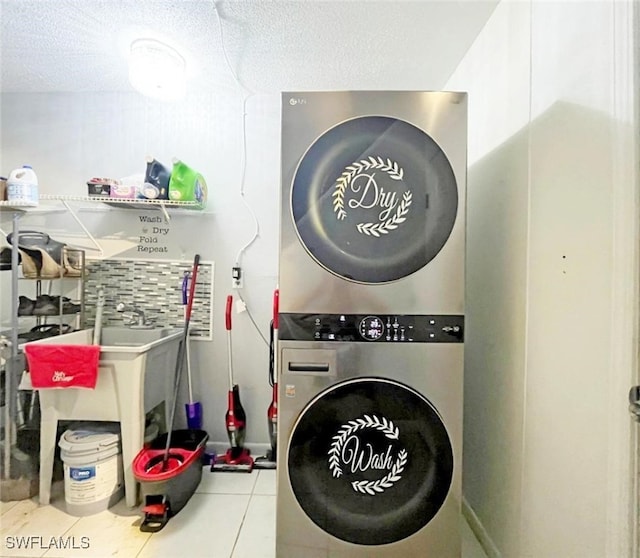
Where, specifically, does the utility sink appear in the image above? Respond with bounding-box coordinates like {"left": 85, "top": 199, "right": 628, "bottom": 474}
{"left": 25, "top": 325, "right": 183, "bottom": 509}
{"left": 99, "top": 326, "right": 182, "bottom": 350}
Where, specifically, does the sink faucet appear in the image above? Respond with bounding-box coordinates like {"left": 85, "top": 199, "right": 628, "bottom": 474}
{"left": 116, "top": 302, "right": 147, "bottom": 327}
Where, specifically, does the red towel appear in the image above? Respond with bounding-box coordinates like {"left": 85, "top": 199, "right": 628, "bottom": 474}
{"left": 24, "top": 344, "right": 100, "bottom": 389}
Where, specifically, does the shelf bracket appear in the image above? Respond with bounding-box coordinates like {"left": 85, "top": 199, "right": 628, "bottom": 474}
{"left": 61, "top": 199, "right": 104, "bottom": 256}
{"left": 159, "top": 203, "right": 171, "bottom": 223}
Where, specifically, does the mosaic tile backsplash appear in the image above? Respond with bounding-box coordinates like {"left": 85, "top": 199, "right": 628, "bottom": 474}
{"left": 83, "top": 258, "right": 214, "bottom": 340}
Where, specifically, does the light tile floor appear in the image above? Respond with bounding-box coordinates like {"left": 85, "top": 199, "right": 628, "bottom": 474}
{"left": 0, "top": 469, "right": 487, "bottom": 558}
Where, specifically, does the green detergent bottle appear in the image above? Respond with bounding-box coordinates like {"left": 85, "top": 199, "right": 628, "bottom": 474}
{"left": 168, "top": 158, "right": 207, "bottom": 209}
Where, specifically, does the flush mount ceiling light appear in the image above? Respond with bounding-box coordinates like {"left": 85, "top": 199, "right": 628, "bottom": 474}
{"left": 128, "top": 38, "right": 186, "bottom": 101}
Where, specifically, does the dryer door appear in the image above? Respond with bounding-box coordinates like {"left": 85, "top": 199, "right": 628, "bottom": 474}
{"left": 291, "top": 116, "right": 458, "bottom": 284}
{"left": 287, "top": 377, "right": 454, "bottom": 545}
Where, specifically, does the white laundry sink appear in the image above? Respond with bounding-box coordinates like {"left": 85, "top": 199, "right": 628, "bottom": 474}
{"left": 99, "top": 326, "right": 182, "bottom": 351}
{"left": 26, "top": 326, "right": 183, "bottom": 508}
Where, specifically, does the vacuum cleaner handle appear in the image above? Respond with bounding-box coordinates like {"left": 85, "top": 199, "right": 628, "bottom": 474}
{"left": 226, "top": 295, "right": 233, "bottom": 331}
{"left": 273, "top": 289, "right": 279, "bottom": 329}
{"left": 225, "top": 295, "right": 235, "bottom": 394}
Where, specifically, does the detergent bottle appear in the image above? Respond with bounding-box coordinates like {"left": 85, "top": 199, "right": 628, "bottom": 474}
{"left": 141, "top": 156, "right": 170, "bottom": 200}
{"left": 168, "top": 158, "right": 207, "bottom": 209}
{"left": 7, "top": 165, "right": 39, "bottom": 206}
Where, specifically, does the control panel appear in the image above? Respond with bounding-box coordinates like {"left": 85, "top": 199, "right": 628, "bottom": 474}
{"left": 279, "top": 313, "right": 464, "bottom": 343}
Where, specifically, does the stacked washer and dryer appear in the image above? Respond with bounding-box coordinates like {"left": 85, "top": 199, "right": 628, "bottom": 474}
{"left": 276, "top": 91, "right": 467, "bottom": 557}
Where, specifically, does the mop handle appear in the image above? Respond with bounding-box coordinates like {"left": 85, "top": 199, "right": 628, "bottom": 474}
{"left": 183, "top": 257, "right": 199, "bottom": 401}
{"left": 185, "top": 255, "right": 200, "bottom": 323}
{"left": 185, "top": 259, "right": 199, "bottom": 402}
{"left": 226, "top": 295, "right": 233, "bottom": 388}
{"left": 162, "top": 254, "right": 200, "bottom": 471}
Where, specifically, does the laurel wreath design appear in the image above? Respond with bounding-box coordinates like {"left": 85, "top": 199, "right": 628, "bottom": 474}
{"left": 332, "top": 157, "right": 408, "bottom": 235}
{"left": 328, "top": 415, "right": 407, "bottom": 495}
{"left": 351, "top": 449, "right": 408, "bottom": 495}
{"left": 356, "top": 190, "right": 412, "bottom": 237}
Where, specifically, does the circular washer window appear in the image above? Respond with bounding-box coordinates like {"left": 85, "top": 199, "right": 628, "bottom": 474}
{"left": 291, "top": 116, "right": 458, "bottom": 284}
{"left": 287, "top": 377, "right": 454, "bottom": 546}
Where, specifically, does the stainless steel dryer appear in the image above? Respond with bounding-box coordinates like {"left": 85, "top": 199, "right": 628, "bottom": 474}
{"left": 277, "top": 91, "right": 467, "bottom": 557}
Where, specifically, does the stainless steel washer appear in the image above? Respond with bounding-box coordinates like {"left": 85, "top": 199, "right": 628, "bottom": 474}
{"left": 277, "top": 91, "right": 467, "bottom": 557}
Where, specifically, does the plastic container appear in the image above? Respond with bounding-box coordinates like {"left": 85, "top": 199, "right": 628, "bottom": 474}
{"left": 110, "top": 184, "right": 137, "bottom": 199}
{"left": 168, "top": 159, "right": 207, "bottom": 208}
{"left": 7, "top": 165, "right": 38, "bottom": 206}
{"left": 58, "top": 426, "right": 124, "bottom": 516}
{"left": 133, "top": 429, "right": 208, "bottom": 531}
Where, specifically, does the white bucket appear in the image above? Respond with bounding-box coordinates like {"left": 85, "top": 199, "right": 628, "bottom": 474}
{"left": 58, "top": 427, "right": 124, "bottom": 516}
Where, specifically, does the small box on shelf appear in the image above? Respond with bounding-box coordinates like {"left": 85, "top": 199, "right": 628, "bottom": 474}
{"left": 87, "top": 183, "right": 110, "bottom": 197}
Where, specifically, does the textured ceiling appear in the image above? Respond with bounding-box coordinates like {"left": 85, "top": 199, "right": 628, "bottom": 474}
{"left": 0, "top": 0, "right": 499, "bottom": 94}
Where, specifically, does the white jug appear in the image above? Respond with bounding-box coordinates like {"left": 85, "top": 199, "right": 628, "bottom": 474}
{"left": 7, "top": 165, "right": 38, "bottom": 206}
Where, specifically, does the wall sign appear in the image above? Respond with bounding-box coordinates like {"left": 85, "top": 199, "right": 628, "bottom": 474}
{"left": 138, "top": 214, "right": 169, "bottom": 254}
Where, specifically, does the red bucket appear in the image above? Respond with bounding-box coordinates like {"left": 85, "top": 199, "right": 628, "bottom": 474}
{"left": 133, "top": 429, "right": 208, "bottom": 523}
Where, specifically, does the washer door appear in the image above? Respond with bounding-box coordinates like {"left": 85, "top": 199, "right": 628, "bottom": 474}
{"left": 287, "top": 377, "right": 454, "bottom": 545}
{"left": 291, "top": 116, "right": 458, "bottom": 284}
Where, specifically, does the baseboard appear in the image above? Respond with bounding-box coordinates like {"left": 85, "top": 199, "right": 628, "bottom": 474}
{"left": 462, "top": 496, "right": 502, "bottom": 558}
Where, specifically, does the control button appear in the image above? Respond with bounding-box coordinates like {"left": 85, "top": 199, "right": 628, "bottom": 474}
{"left": 359, "top": 316, "right": 385, "bottom": 341}
{"left": 442, "top": 325, "right": 463, "bottom": 339}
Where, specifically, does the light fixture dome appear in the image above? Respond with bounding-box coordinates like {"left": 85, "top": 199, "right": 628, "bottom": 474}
{"left": 128, "top": 38, "right": 186, "bottom": 101}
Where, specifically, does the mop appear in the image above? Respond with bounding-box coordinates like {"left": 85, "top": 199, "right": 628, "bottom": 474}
{"left": 181, "top": 271, "right": 202, "bottom": 430}
{"left": 133, "top": 254, "right": 208, "bottom": 532}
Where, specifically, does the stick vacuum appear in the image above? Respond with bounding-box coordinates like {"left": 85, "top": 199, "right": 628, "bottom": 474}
{"left": 255, "top": 289, "right": 278, "bottom": 469}
{"left": 211, "top": 295, "right": 254, "bottom": 473}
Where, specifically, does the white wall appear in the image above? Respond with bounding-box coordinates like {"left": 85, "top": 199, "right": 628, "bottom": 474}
{"left": 0, "top": 90, "right": 282, "bottom": 446}
{"left": 447, "top": 0, "right": 638, "bottom": 556}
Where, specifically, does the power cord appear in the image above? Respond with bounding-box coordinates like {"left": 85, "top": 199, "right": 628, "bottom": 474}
{"left": 234, "top": 288, "right": 269, "bottom": 347}
{"left": 211, "top": 0, "right": 260, "bottom": 267}
{"left": 212, "top": 0, "right": 269, "bottom": 347}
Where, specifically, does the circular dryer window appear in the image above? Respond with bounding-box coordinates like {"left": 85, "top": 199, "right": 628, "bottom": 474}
{"left": 291, "top": 116, "right": 458, "bottom": 284}
{"left": 287, "top": 377, "right": 454, "bottom": 546}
